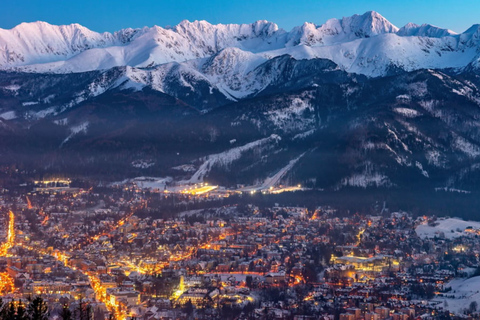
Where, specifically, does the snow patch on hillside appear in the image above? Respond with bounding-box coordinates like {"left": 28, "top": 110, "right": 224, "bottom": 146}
{"left": 293, "top": 129, "right": 315, "bottom": 140}
{"left": 415, "top": 161, "right": 429, "bottom": 177}
{"left": 22, "top": 101, "right": 38, "bottom": 106}
{"left": 61, "top": 121, "right": 89, "bottom": 146}
{"left": 436, "top": 276, "right": 480, "bottom": 314}
{"left": 394, "top": 107, "right": 420, "bottom": 118}
{"left": 131, "top": 160, "right": 155, "bottom": 169}
{"left": 3, "top": 85, "right": 21, "bottom": 92}
{"left": 265, "top": 98, "right": 315, "bottom": 132}
{"left": 454, "top": 135, "right": 480, "bottom": 158}
{"left": 434, "top": 187, "right": 471, "bottom": 194}
{"left": 172, "top": 164, "right": 196, "bottom": 172}
{"left": 187, "top": 134, "right": 281, "bottom": 183}
{"left": 0, "top": 111, "right": 16, "bottom": 120}
{"left": 340, "top": 170, "right": 390, "bottom": 188}
{"left": 260, "top": 153, "right": 305, "bottom": 189}
{"left": 416, "top": 218, "right": 480, "bottom": 239}
{"left": 54, "top": 118, "right": 68, "bottom": 126}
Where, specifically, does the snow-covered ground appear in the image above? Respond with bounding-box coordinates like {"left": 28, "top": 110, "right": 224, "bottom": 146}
{"left": 432, "top": 276, "right": 480, "bottom": 314}
{"left": 416, "top": 218, "right": 480, "bottom": 239}
{"left": 110, "top": 177, "right": 173, "bottom": 190}
{"left": 133, "top": 177, "right": 173, "bottom": 190}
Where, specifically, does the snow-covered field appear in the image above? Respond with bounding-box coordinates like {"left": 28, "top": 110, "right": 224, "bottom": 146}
{"left": 133, "top": 177, "right": 173, "bottom": 190}
{"left": 433, "top": 276, "right": 480, "bottom": 314}
{"left": 416, "top": 218, "right": 480, "bottom": 239}
{"left": 110, "top": 177, "right": 173, "bottom": 190}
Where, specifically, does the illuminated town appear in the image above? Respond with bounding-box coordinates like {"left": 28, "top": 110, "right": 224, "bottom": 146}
{"left": 0, "top": 179, "right": 476, "bottom": 319}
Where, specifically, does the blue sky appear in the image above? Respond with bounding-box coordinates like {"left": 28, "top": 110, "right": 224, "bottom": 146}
{"left": 1, "top": 0, "right": 479, "bottom": 33}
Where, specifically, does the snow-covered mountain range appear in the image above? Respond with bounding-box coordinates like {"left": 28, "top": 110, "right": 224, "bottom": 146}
{"left": 4, "top": 11, "right": 480, "bottom": 202}
{"left": 3, "top": 11, "right": 480, "bottom": 81}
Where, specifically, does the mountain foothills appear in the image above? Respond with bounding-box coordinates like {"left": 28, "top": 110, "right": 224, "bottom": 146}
{"left": 2, "top": 11, "right": 480, "bottom": 197}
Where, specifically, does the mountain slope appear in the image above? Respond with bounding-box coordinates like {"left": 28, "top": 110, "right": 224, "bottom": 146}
{"left": 2, "top": 62, "right": 480, "bottom": 194}
{"left": 3, "top": 12, "right": 480, "bottom": 197}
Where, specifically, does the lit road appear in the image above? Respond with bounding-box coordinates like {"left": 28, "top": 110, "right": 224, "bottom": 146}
{"left": 0, "top": 211, "right": 15, "bottom": 256}
{"left": 0, "top": 210, "right": 15, "bottom": 293}
{"left": 18, "top": 205, "right": 142, "bottom": 320}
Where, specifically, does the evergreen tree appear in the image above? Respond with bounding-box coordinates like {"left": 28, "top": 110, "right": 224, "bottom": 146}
{"left": 184, "top": 300, "right": 194, "bottom": 318}
{"left": 5, "top": 300, "right": 16, "bottom": 320}
{"left": 74, "top": 299, "right": 90, "bottom": 320}
{"left": 0, "top": 298, "right": 6, "bottom": 320}
{"left": 15, "top": 301, "right": 28, "bottom": 320}
{"left": 27, "top": 296, "right": 49, "bottom": 320}
{"left": 60, "top": 304, "right": 72, "bottom": 320}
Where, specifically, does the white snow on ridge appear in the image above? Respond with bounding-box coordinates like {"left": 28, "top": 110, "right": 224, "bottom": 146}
{"left": 416, "top": 218, "right": 480, "bottom": 239}
{"left": 4, "top": 11, "right": 480, "bottom": 77}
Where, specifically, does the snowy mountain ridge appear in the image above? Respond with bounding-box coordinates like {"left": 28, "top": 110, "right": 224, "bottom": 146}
{"left": 4, "top": 11, "right": 480, "bottom": 77}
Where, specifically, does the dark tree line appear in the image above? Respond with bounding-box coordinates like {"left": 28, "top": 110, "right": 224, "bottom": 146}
{"left": 0, "top": 297, "right": 112, "bottom": 320}
{"left": 0, "top": 296, "right": 48, "bottom": 320}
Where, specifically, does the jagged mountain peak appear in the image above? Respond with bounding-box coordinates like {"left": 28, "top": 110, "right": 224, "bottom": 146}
{"left": 462, "top": 24, "right": 480, "bottom": 34}
{"left": 332, "top": 11, "right": 399, "bottom": 37}
{"left": 172, "top": 18, "right": 282, "bottom": 38}
{"left": 5, "top": 20, "right": 110, "bottom": 42}
{"left": 0, "top": 20, "right": 116, "bottom": 67}
{"left": 8, "top": 20, "right": 86, "bottom": 32}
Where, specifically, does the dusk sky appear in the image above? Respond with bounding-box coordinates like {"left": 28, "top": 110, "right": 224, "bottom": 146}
{"left": 1, "top": 0, "right": 479, "bottom": 34}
